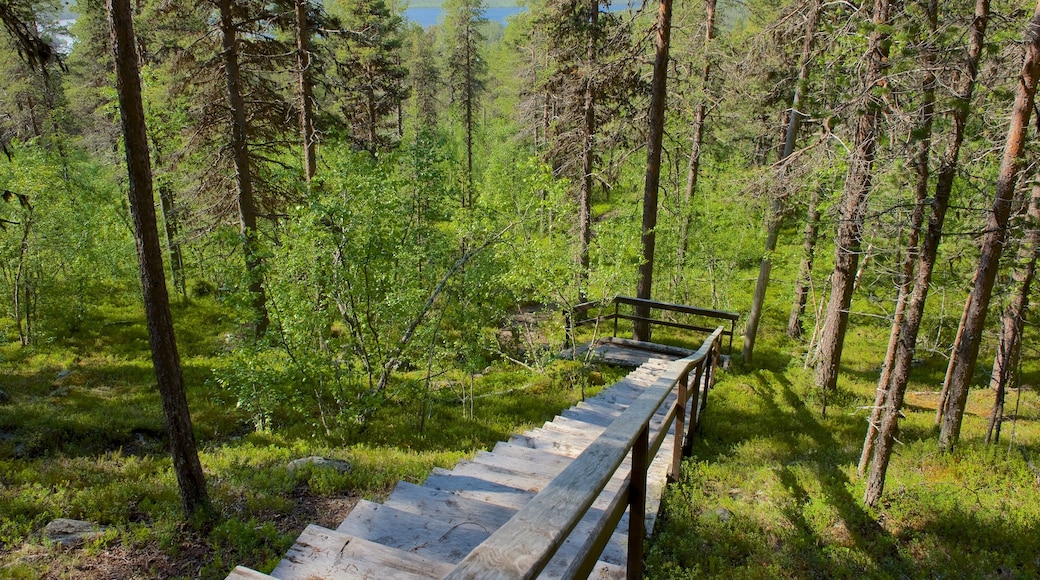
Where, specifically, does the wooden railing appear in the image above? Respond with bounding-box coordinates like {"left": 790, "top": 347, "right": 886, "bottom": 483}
{"left": 565, "top": 296, "right": 739, "bottom": 355}
{"left": 445, "top": 326, "right": 725, "bottom": 580}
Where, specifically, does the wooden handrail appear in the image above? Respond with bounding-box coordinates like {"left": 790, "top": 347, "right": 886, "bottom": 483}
{"left": 565, "top": 295, "right": 738, "bottom": 354}
{"left": 445, "top": 327, "right": 725, "bottom": 580}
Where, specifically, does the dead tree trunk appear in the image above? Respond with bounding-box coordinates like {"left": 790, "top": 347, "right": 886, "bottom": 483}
{"left": 813, "top": 0, "right": 890, "bottom": 412}
{"left": 859, "top": 0, "right": 937, "bottom": 475}
{"left": 295, "top": 0, "right": 317, "bottom": 183}
{"left": 987, "top": 182, "right": 1040, "bottom": 444}
{"left": 107, "top": 0, "right": 211, "bottom": 519}
{"left": 743, "top": 0, "right": 819, "bottom": 363}
{"left": 862, "top": 0, "right": 990, "bottom": 507}
{"left": 218, "top": 0, "right": 270, "bottom": 338}
{"left": 577, "top": 0, "right": 597, "bottom": 303}
{"left": 788, "top": 184, "right": 822, "bottom": 338}
{"left": 939, "top": 1, "right": 1040, "bottom": 453}
{"left": 634, "top": 0, "right": 673, "bottom": 342}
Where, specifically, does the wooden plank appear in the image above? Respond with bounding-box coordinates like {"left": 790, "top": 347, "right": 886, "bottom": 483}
{"left": 448, "top": 459, "right": 554, "bottom": 491}
{"left": 472, "top": 450, "right": 570, "bottom": 481}
{"left": 604, "top": 337, "right": 695, "bottom": 358}
{"left": 336, "top": 501, "right": 489, "bottom": 565}
{"left": 270, "top": 524, "right": 450, "bottom": 580}
{"left": 225, "top": 566, "right": 275, "bottom": 580}
{"left": 384, "top": 481, "right": 518, "bottom": 530}
{"left": 422, "top": 468, "right": 535, "bottom": 510}
{"left": 508, "top": 433, "right": 589, "bottom": 458}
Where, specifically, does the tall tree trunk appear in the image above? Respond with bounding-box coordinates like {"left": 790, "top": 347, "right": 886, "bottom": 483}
{"left": 295, "top": 0, "right": 317, "bottom": 182}
{"left": 577, "top": 0, "right": 597, "bottom": 302}
{"left": 862, "top": 0, "right": 989, "bottom": 507}
{"left": 788, "top": 184, "right": 821, "bottom": 338}
{"left": 217, "top": 0, "right": 269, "bottom": 338}
{"left": 987, "top": 182, "right": 1040, "bottom": 444}
{"left": 859, "top": 0, "right": 937, "bottom": 475}
{"left": 157, "top": 179, "right": 185, "bottom": 297}
{"left": 107, "top": 0, "right": 211, "bottom": 519}
{"left": 676, "top": 0, "right": 716, "bottom": 270}
{"left": 939, "top": 1, "right": 1040, "bottom": 452}
{"left": 743, "top": 0, "right": 819, "bottom": 362}
{"left": 813, "top": 0, "right": 890, "bottom": 412}
{"left": 633, "top": 0, "right": 673, "bottom": 342}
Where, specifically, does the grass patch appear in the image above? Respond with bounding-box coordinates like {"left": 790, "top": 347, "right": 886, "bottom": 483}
{"left": 0, "top": 297, "right": 621, "bottom": 578}
{"left": 647, "top": 326, "right": 1040, "bottom": 579}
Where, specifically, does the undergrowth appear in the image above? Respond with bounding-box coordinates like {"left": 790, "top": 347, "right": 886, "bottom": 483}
{"left": 647, "top": 317, "right": 1040, "bottom": 579}
{"left": 0, "top": 296, "right": 624, "bottom": 579}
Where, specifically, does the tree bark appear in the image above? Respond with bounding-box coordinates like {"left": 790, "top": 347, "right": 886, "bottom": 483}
{"left": 859, "top": 0, "right": 937, "bottom": 475}
{"left": 107, "top": 0, "right": 211, "bottom": 519}
{"left": 217, "top": 0, "right": 269, "bottom": 338}
{"left": 295, "top": 0, "right": 317, "bottom": 183}
{"left": 987, "top": 182, "right": 1040, "bottom": 445}
{"left": 939, "top": 1, "right": 1040, "bottom": 452}
{"left": 743, "top": 0, "right": 819, "bottom": 362}
{"left": 634, "top": 0, "right": 673, "bottom": 342}
{"left": 813, "top": 0, "right": 890, "bottom": 412}
{"left": 863, "top": 0, "right": 990, "bottom": 506}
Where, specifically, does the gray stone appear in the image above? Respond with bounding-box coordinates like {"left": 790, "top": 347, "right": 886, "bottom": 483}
{"left": 286, "top": 456, "right": 351, "bottom": 473}
{"left": 44, "top": 518, "right": 105, "bottom": 547}
{"left": 49, "top": 387, "right": 69, "bottom": 397}
{"left": 712, "top": 507, "right": 733, "bottom": 522}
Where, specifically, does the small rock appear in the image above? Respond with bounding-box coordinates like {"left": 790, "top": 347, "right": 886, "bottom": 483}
{"left": 44, "top": 518, "right": 105, "bottom": 548}
{"left": 286, "top": 456, "right": 351, "bottom": 473}
{"left": 713, "top": 507, "right": 733, "bottom": 522}
{"left": 55, "top": 370, "right": 73, "bottom": 381}
{"left": 49, "top": 387, "right": 69, "bottom": 398}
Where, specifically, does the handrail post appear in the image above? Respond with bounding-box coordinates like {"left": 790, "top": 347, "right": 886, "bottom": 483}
{"left": 565, "top": 309, "right": 573, "bottom": 349}
{"left": 628, "top": 423, "right": 649, "bottom": 580}
{"left": 613, "top": 301, "right": 620, "bottom": 338}
{"left": 686, "top": 362, "right": 704, "bottom": 454}
{"left": 699, "top": 343, "right": 714, "bottom": 416}
{"left": 670, "top": 370, "right": 689, "bottom": 482}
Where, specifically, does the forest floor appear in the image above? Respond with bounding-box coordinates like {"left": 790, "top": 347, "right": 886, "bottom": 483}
{"left": 648, "top": 323, "right": 1040, "bottom": 578}
{"left": 1, "top": 300, "right": 1038, "bottom": 578}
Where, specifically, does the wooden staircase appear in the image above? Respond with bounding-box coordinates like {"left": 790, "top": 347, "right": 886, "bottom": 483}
{"left": 226, "top": 358, "right": 690, "bottom": 580}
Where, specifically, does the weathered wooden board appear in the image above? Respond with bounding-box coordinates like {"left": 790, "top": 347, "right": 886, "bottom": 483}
{"left": 225, "top": 567, "right": 275, "bottom": 580}
{"left": 270, "top": 524, "right": 450, "bottom": 580}
{"left": 384, "top": 481, "right": 518, "bottom": 529}
{"left": 336, "top": 501, "right": 490, "bottom": 564}
{"left": 422, "top": 469, "right": 535, "bottom": 510}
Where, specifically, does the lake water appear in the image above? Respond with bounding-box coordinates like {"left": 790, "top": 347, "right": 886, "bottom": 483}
{"left": 404, "top": 6, "right": 526, "bottom": 27}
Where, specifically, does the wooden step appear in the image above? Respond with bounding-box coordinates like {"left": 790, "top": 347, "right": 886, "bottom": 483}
{"left": 336, "top": 501, "right": 489, "bottom": 564}
{"left": 383, "top": 481, "right": 518, "bottom": 530}
{"left": 422, "top": 468, "right": 535, "bottom": 509}
{"left": 226, "top": 567, "right": 275, "bottom": 580}
{"left": 269, "top": 524, "right": 451, "bottom": 579}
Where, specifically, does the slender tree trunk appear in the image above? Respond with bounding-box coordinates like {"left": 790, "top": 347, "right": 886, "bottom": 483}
{"left": 218, "top": 0, "right": 269, "bottom": 338}
{"left": 987, "top": 181, "right": 1040, "bottom": 445}
{"left": 295, "top": 0, "right": 317, "bottom": 183}
{"left": 634, "top": 0, "right": 673, "bottom": 342}
{"left": 677, "top": 0, "right": 716, "bottom": 270}
{"left": 863, "top": 0, "right": 989, "bottom": 506}
{"left": 813, "top": 0, "right": 890, "bottom": 412}
{"left": 107, "top": 0, "right": 211, "bottom": 519}
{"left": 13, "top": 203, "right": 33, "bottom": 346}
{"left": 859, "top": 0, "right": 937, "bottom": 475}
{"left": 577, "top": 0, "right": 597, "bottom": 303}
{"left": 743, "top": 0, "right": 819, "bottom": 362}
{"left": 940, "top": 2, "right": 1040, "bottom": 452}
{"left": 157, "top": 179, "right": 185, "bottom": 297}
{"left": 788, "top": 184, "right": 821, "bottom": 338}
{"left": 937, "top": 291, "right": 971, "bottom": 424}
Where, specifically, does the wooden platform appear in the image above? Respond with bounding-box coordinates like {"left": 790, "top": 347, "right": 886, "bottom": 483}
{"left": 226, "top": 358, "right": 688, "bottom": 579}
{"left": 563, "top": 337, "right": 697, "bottom": 368}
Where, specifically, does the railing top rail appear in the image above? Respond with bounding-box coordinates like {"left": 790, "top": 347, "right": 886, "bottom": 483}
{"left": 444, "top": 327, "right": 725, "bottom": 580}
{"left": 611, "top": 296, "right": 739, "bottom": 321}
